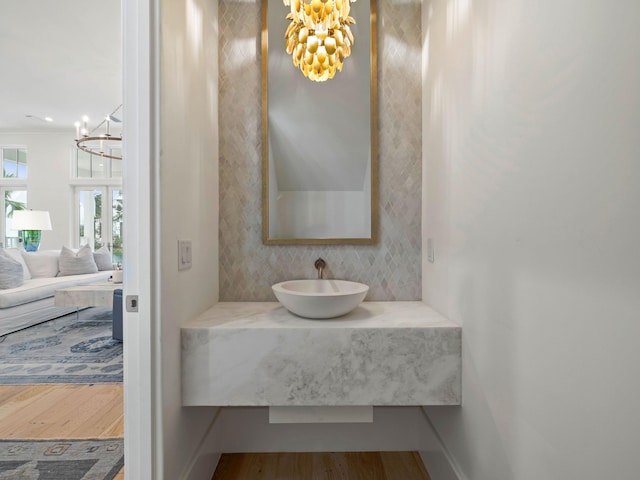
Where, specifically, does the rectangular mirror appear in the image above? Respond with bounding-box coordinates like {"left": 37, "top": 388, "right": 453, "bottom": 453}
{"left": 262, "top": 0, "right": 378, "bottom": 245}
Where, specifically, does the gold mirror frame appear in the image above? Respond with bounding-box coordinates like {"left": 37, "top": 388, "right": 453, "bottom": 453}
{"left": 261, "top": 0, "right": 378, "bottom": 245}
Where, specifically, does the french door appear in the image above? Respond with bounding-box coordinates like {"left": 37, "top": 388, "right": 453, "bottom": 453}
{"left": 0, "top": 187, "right": 27, "bottom": 248}
{"left": 75, "top": 186, "right": 123, "bottom": 263}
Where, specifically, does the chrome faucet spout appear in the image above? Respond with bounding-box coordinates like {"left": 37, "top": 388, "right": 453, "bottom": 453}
{"left": 314, "top": 258, "right": 326, "bottom": 279}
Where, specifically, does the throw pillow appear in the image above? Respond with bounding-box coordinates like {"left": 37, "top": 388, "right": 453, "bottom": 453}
{"left": 0, "top": 249, "right": 24, "bottom": 289}
{"left": 4, "top": 248, "right": 31, "bottom": 281}
{"left": 21, "top": 250, "right": 60, "bottom": 278}
{"left": 58, "top": 245, "right": 99, "bottom": 276}
{"left": 93, "top": 245, "right": 114, "bottom": 271}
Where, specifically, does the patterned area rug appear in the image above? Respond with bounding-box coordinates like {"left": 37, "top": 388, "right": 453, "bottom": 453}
{"left": 0, "top": 308, "right": 122, "bottom": 384}
{"left": 0, "top": 438, "right": 123, "bottom": 479}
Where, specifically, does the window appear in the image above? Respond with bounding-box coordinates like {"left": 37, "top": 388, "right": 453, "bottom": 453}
{"left": 72, "top": 145, "right": 123, "bottom": 262}
{"left": 75, "top": 149, "right": 122, "bottom": 178}
{"left": 0, "top": 146, "right": 28, "bottom": 247}
{"left": 76, "top": 187, "right": 123, "bottom": 264}
{"left": 2, "top": 147, "right": 28, "bottom": 179}
{"left": 1, "top": 188, "right": 27, "bottom": 248}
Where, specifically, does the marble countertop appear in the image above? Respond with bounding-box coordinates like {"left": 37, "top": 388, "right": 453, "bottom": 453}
{"left": 183, "top": 301, "right": 459, "bottom": 330}
{"left": 182, "top": 301, "right": 461, "bottom": 407}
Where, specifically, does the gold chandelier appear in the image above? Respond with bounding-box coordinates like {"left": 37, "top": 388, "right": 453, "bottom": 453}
{"left": 283, "top": 0, "right": 356, "bottom": 82}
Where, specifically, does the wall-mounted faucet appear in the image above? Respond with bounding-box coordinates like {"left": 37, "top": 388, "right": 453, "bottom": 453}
{"left": 314, "top": 258, "right": 326, "bottom": 279}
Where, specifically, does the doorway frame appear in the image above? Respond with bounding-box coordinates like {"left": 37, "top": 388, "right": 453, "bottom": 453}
{"left": 122, "top": 0, "right": 161, "bottom": 477}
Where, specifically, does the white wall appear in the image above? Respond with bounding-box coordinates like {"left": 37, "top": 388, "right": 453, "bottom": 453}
{"left": 422, "top": 1, "right": 640, "bottom": 479}
{"left": 159, "top": 0, "right": 220, "bottom": 477}
{"left": 0, "top": 131, "right": 77, "bottom": 249}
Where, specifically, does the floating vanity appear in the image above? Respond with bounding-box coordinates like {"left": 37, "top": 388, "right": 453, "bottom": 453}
{"left": 181, "top": 302, "right": 461, "bottom": 407}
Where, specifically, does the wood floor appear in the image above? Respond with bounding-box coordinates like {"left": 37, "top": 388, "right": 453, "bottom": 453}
{"left": 212, "top": 452, "right": 431, "bottom": 480}
{"left": 0, "top": 385, "right": 431, "bottom": 480}
{"left": 0, "top": 384, "right": 124, "bottom": 479}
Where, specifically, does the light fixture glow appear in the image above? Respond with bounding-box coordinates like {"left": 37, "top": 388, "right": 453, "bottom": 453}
{"left": 283, "top": 0, "right": 356, "bottom": 82}
{"left": 25, "top": 114, "right": 55, "bottom": 124}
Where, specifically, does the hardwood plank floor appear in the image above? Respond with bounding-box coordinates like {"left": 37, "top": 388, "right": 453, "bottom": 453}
{"left": 0, "top": 384, "right": 124, "bottom": 479}
{"left": 212, "top": 452, "right": 431, "bottom": 480}
{"left": 0, "top": 385, "right": 432, "bottom": 480}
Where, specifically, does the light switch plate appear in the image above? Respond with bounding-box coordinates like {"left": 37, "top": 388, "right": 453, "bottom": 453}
{"left": 178, "top": 239, "right": 192, "bottom": 270}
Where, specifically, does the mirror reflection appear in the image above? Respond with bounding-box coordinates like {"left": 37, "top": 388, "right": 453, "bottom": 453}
{"left": 262, "top": 0, "right": 378, "bottom": 245}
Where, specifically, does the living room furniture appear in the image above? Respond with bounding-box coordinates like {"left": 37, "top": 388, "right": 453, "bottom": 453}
{"left": 54, "top": 283, "right": 123, "bottom": 340}
{"left": 54, "top": 283, "right": 121, "bottom": 309}
{"left": 0, "top": 248, "right": 114, "bottom": 336}
{"left": 11, "top": 210, "right": 52, "bottom": 252}
{"left": 113, "top": 289, "right": 123, "bottom": 341}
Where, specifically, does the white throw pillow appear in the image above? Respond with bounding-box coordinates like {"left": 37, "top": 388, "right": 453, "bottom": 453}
{"left": 93, "top": 245, "right": 113, "bottom": 271}
{"left": 21, "top": 250, "right": 60, "bottom": 278}
{"left": 0, "top": 249, "right": 24, "bottom": 289}
{"left": 58, "top": 245, "right": 99, "bottom": 276}
{"left": 4, "top": 248, "right": 31, "bottom": 281}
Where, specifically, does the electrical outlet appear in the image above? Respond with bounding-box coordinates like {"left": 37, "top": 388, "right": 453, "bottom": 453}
{"left": 178, "top": 239, "right": 192, "bottom": 270}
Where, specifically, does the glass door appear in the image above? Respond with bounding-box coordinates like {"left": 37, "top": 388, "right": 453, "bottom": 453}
{"left": 0, "top": 188, "right": 27, "bottom": 248}
{"left": 76, "top": 187, "right": 123, "bottom": 264}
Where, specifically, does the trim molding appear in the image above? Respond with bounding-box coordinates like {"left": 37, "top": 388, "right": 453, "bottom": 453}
{"left": 180, "top": 407, "right": 223, "bottom": 480}
{"left": 420, "top": 407, "right": 468, "bottom": 480}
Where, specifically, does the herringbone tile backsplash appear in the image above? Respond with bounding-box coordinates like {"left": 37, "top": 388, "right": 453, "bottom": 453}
{"left": 219, "top": 0, "right": 422, "bottom": 301}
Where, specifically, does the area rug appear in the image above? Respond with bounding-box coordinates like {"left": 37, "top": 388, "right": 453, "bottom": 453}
{"left": 0, "top": 438, "right": 123, "bottom": 479}
{"left": 0, "top": 308, "right": 122, "bottom": 384}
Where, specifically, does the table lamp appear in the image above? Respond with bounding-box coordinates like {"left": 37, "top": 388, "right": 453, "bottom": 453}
{"left": 12, "top": 210, "right": 52, "bottom": 252}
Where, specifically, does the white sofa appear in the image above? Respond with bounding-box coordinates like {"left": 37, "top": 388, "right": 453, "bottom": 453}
{"left": 0, "top": 248, "right": 114, "bottom": 337}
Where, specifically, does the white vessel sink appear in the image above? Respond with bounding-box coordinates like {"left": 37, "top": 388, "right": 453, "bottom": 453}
{"left": 272, "top": 279, "right": 369, "bottom": 319}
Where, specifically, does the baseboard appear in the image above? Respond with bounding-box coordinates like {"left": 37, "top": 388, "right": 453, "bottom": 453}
{"left": 180, "top": 408, "right": 223, "bottom": 480}
{"left": 183, "top": 452, "right": 221, "bottom": 480}
{"left": 420, "top": 407, "right": 468, "bottom": 480}
{"left": 419, "top": 450, "right": 461, "bottom": 480}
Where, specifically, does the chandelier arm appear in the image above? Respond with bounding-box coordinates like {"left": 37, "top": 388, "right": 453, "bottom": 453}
{"left": 87, "top": 104, "right": 123, "bottom": 136}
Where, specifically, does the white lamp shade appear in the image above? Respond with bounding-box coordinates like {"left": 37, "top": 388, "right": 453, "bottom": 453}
{"left": 12, "top": 210, "right": 52, "bottom": 231}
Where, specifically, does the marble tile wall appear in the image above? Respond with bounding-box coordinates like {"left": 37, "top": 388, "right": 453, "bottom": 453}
{"left": 219, "top": 0, "right": 422, "bottom": 300}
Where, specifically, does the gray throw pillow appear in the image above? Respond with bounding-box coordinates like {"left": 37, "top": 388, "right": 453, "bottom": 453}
{"left": 4, "top": 248, "right": 31, "bottom": 280}
{"left": 21, "top": 250, "right": 60, "bottom": 278}
{"left": 93, "top": 245, "right": 114, "bottom": 271}
{"left": 58, "top": 245, "right": 99, "bottom": 276}
{"left": 0, "top": 249, "right": 24, "bottom": 289}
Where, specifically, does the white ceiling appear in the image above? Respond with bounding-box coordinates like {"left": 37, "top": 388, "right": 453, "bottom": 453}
{"left": 0, "top": 0, "right": 121, "bottom": 133}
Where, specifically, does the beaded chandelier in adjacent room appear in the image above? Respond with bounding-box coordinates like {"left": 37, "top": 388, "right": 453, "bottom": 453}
{"left": 283, "top": 0, "right": 356, "bottom": 82}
